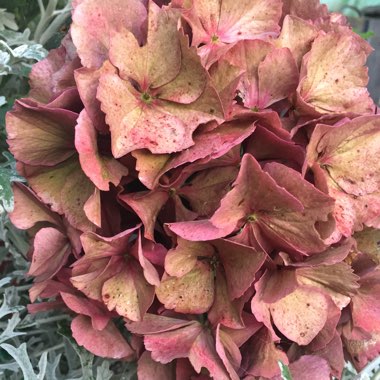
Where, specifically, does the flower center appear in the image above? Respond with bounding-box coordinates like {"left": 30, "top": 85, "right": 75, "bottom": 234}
{"left": 211, "top": 34, "right": 219, "bottom": 43}
{"left": 246, "top": 213, "right": 257, "bottom": 222}
{"left": 141, "top": 92, "right": 153, "bottom": 104}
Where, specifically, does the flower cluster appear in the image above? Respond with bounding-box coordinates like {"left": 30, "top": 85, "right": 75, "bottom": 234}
{"left": 6, "top": 0, "right": 380, "bottom": 378}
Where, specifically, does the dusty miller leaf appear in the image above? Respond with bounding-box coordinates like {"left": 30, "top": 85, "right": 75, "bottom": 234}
{"left": 0, "top": 9, "right": 18, "bottom": 31}
{"left": 0, "top": 343, "right": 38, "bottom": 380}
{"left": 95, "top": 361, "right": 113, "bottom": 380}
{"left": 0, "top": 313, "right": 25, "bottom": 343}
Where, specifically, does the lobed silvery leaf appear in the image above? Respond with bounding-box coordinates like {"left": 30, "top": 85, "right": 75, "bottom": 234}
{"left": 12, "top": 44, "right": 47, "bottom": 61}
{"left": 0, "top": 343, "right": 38, "bottom": 380}
{"left": 0, "top": 29, "right": 33, "bottom": 47}
{"left": 0, "top": 295, "right": 24, "bottom": 319}
{"left": 95, "top": 362, "right": 113, "bottom": 380}
{"left": 0, "top": 9, "right": 18, "bottom": 32}
{"left": 0, "top": 50, "right": 11, "bottom": 75}
{"left": 0, "top": 313, "right": 25, "bottom": 344}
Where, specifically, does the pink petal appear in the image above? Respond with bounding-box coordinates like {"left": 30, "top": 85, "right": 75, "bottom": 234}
{"left": 307, "top": 116, "right": 380, "bottom": 235}
{"left": 6, "top": 100, "right": 76, "bottom": 166}
{"left": 119, "top": 189, "right": 168, "bottom": 240}
{"left": 165, "top": 239, "right": 213, "bottom": 278}
{"left": 156, "top": 261, "right": 215, "bottom": 314}
{"left": 29, "top": 35, "right": 80, "bottom": 103}
{"left": 271, "top": 287, "right": 329, "bottom": 345}
{"left": 109, "top": 2, "right": 181, "bottom": 89}
{"left": 71, "top": 315, "right": 134, "bottom": 359}
{"left": 296, "top": 263, "right": 359, "bottom": 309}
{"left": 215, "top": 325, "right": 241, "bottom": 380}
{"left": 71, "top": 0, "right": 147, "bottom": 69}
{"left": 22, "top": 157, "right": 96, "bottom": 232}
{"left": 244, "top": 327, "right": 288, "bottom": 378}
{"left": 136, "top": 232, "right": 161, "bottom": 286}
{"left": 351, "top": 268, "right": 380, "bottom": 334}
{"left": 80, "top": 225, "right": 140, "bottom": 261}
{"left": 102, "top": 260, "right": 155, "bottom": 321}
{"left": 9, "top": 183, "right": 61, "bottom": 230}
{"left": 74, "top": 65, "right": 109, "bottom": 133}
{"left": 213, "top": 239, "right": 266, "bottom": 299}
{"left": 28, "top": 227, "right": 70, "bottom": 282}
{"left": 137, "top": 351, "right": 175, "bottom": 380}
{"left": 75, "top": 110, "right": 128, "bottom": 190}
{"left": 297, "top": 31, "right": 375, "bottom": 115}
{"left": 282, "top": 0, "right": 328, "bottom": 20}
{"left": 256, "top": 47, "right": 299, "bottom": 109}
{"left": 60, "top": 292, "right": 110, "bottom": 330}
{"left": 275, "top": 15, "right": 317, "bottom": 68}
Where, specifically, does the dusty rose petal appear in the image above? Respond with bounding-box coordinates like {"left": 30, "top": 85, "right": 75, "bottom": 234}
{"left": 29, "top": 35, "right": 80, "bottom": 103}
{"left": 189, "top": 330, "right": 231, "bottom": 380}
{"left": 130, "top": 233, "right": 162, "bottom": 287}
{"left": 136, "top": 320, "right": 203, "bottom": 363}
{"left": 102, "top": 260, "right": 155, "bottom": 321}
{"left": 183, "top": 0, "right": 281, "bottom": 66}
{"left": 275, "top": 15, "right": 317, "bottom": 68}
{"left": 296, "top": 263, "right": 359, "bottom": 309}
{"left": 71, "top": 257, "right": 120, "bottom": 301}
{"left": 98, "top": 71, "right": 198, "bottom": 157}
{"left": 109, "top": 2, "right": 181, "bottom": 89}
{"left": 215, "top": 325, "right": 241, "bottom": 380}
{"left": 297, "top": 31, "right": 374, "bottom": 115}
{"left": 75, "top": 109, "right": 128, "bottom": 190}
{"left": 132, "top": 150, "right": 170, "bottom": 189}
{"left": 71, "top": 0, "right": 147, "bottom": 69}
{"left": 245, "top": 327, "right": 288, "bottom": 378}
{"left": 307, "top": 300, "right": 341, "bottom": 351}
{"left": 165, "top": 239, "right": 213, "bottom": 278}
{"left": 156, "top": 261, "right": 215, "bottom": 314}
{"left": 263, "top": 161, "right": 334, "bottom": 253}
{"left": 256, "top": 47, "right": 299, "bottom": 109}
{"left": 307, "top": 116, "right": 380, "bottom": 235}
{"left": 213, "top": 239, "right": 266, "bottom": 299}
{"left": 60, "top": 292, "right": 110, "bottom": 330}
{"left": 351, "top": 268, "right": 380, "bottom": 334}
{"left": 208, "top": 269, "right": 245, "bottom": 329}
{"left": 133, "top": 120, "right": 255, "bottom": 189}
{"left": 79, "top": 226, "right": 139, "bottom": 261}
{"left": 137, "top": 351, "right": 175, "bottom": 380}
{"left": 270, "top": 287, "right": 329, "bottom": 345}
{"left": 119, "top": 190, "right": 168, "bottom": 240}
{"left": 281, "top": 0, "right": 328, "bottom": 21}
{"left": 343, "top": 331, "right": 380, "bottom": 371}
{"left": 83, "top": 188, "right": 101, "bottom": 228}
{"left": 282, "top": 238, "right": 354, "bottom": 267}
{"left": 354, "top": 228, "right": 380, "bottom": 264}
{"left": 6, "top": 100, "right": 76, "bottom": 166}
{"left": 74, "top": 65, "right": 109, "bottom": 133}
{"left": 71, "top": 315, "right": 134, "bottom": 359}
{"left": 180, "top": 166, "right": 238, "bottom": 217}
{"left": 28, "top": 227, "right": 70, "bottom": 282}
{"left": 157, "top": 33, "right": 207, "bottom": 104}
{"left": 245, "top": 125, "right": 305, "bottom": 171}
{"left": 209, "top": 60, "right": 243, "bottom": 117}
{"left": 9, "top": 183, "right": 61, "bottom": 230}
{"left": 23, "top": 157, "right": 96, "bottom": 232}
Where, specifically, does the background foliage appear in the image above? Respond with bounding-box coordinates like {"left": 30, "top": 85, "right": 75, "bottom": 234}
{"left": 0, "top": 1, "right": 379, "bottom": 379}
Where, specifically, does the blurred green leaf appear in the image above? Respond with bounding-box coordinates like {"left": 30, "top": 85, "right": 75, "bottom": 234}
{"left": 279, "top": 361, "right": 293, "bottom": 380}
